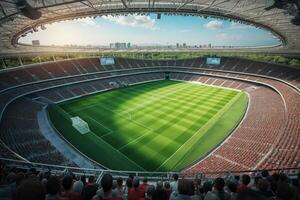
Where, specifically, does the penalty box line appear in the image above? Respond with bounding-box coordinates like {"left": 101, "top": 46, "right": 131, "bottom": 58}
{"left": 85, "top": 116, "right": 113, "bottom": 137}
{"left": 97, "top": 104, "right": 153, "bottom": 133}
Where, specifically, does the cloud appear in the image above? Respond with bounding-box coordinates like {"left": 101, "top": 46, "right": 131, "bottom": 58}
{"left": 229, "top": 22, "right": 250, "bottom": 29}
{"left": 203, "top": 20, "right": 223, "bottom": 29}
{"left": 76, "top": 18, "right": 101, "bottom": 28}
{"left": 102, "top": 14, "right": 159, "bottom": 30}
{"left": 179, "top": 29, "right": 192, "bottom": 33}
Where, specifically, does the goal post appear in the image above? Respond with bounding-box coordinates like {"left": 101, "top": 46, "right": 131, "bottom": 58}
{"left": 71, "top": 116, "right": 90, "bottom": 134}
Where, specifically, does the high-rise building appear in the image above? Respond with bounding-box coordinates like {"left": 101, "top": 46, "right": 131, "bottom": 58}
{"left": 32, "top": 40, "right": 40, "bottom": 46}
{"left": 110, "top": 42, "right": 128, "bottom": 49}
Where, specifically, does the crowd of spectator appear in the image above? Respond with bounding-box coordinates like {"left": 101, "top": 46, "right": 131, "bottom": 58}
{"left": 0, "top": 161, "right": 300, "bottom": 200}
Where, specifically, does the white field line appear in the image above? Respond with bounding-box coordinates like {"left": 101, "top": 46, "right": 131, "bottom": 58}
{"left": 88, "top": 131, "right": 147, "bottom": 171}
{"left": 154, "top": 93, "right": 242, "bottom": 171}
{"left": 101, "top": 131, "right": 113, "bottom": 138}
{"left": 86, "top": 116, "right": 113, "bottom": 134}
{"left": 97, "top": 104, "right": 153, "bottom": 132}
{"left": 118, "top": 130, "right": 152, "bottom": 151}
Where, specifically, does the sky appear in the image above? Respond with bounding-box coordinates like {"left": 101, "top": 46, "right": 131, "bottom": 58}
{"left": 19, "top": 14, "right": 281, "bottom": 47}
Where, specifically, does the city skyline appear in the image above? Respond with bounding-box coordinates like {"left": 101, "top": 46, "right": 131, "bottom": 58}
{"left": 19, "top": 14, "right": 281, "bottom": 47}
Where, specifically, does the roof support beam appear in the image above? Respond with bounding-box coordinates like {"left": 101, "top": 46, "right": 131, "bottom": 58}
{"left": 197, "top": 0, "right": 217, "bottom": 12}
{"left": 80, "top": 1, "right": 99, "bottom": 11}
{"left": 176, "top": 0, "right": 194, "bottom": 10}
{"left": 0, "top": 3, "right": 6, "bottom": 17}
{"left": 197, "top": 0, "right": 230, "bottom": 12}
{"left": 121, "top": 0, "right": 128, "bottom": 9}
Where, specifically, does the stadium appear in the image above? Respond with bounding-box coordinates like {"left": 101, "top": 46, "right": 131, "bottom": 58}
{"left": 0, "top": 0, "right": 300, "bottom": 200}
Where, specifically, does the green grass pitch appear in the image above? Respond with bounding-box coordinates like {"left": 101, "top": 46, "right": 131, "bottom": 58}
{"left": 48, "top": 80, "right": 248, "bottom": 172}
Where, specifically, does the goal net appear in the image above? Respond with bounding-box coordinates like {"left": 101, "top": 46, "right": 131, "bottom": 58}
{"left": 71, "top": 116, "right": 90, "bottom": 134}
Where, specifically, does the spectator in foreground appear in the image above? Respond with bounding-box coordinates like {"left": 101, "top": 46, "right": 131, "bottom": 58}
{"left": 200, "top": 181, "right": 212, "bottom": 199}
{"left": 276, "top": 182, "right": 294, "bottom": 200}
{"left": 125, "top": 177, "right": 133, "bottom": 200}
{"left": 226, "top": 180, "right": 238, "bottom": 200}
{"left": 170, "top": 179, "right": 201, "bottom": 200}
{"left": 236, "top": 174, "right": 251, "bottom": 193}
{"left": 256, "top": 178, "right": 274, "bottom": 198}
{"left": 16, "top": 178, "right": 45, "bottom": 200}
{"left": 81, "top": 175, "right": 87, "bottom": 186}
{"left": 204, "top": 178, "right": 230, "bottom": 200}
{"left": 140, "top": 177, "right": 150, "bottom": 194}
{"left": 164, "top": 181, "right": 172, "bottom": 200}
{"left": 93, "top": 174, "right": 123, "bottom": 200}
{"left": 128, "top": 177, "right": 144, "bottom": 200}
{"left": 61, "top": 175, "right": 82, "bottom": 200}
{"left": 171, "top": 174, "right": 179, "bottom": 193}
{"left": 236, "top": 189, "right": 267, "bottom": 200}
{"left": 146, "top": 185, "right": 156, "bottom": 200}
{"left": 114, "top": 177, "right": 124, "bottom": 198}
{"left": 73, "top": 179, "right": 84, "bottom": 195}
{"left": 45, "top": 176, "right": 61, "bottom": 200}
{"left": 152, "top": 181, "right": 167, "bottom": 200}
{"left": 83, "top": 176, "right": 98, "bottom": 200}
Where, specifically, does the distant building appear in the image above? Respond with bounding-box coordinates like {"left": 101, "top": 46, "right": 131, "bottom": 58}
{"left": 110, "top": 42, "right": 129, "bottom": 49}
{"left": 127, "top": 43, "right": 131, "bottom": 48}
{"left": 208, "top": 43, "right": 212, "bottom": 48}
{"left": 176, "top": 43, "right": 179, "bottom": 48}
{"left": 183, "top": 43, "right": 186, "bottom": 48}
{"left": 32, "top": 40, "right": 40, "bottom": 46}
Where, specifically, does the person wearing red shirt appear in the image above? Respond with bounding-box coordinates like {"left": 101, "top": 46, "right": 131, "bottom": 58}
{"left": 128, "top": 178, "right": 145, "bottom": 200}
{"left": 237, "top": 174, "right": 251, "bottom": 193}
{"left": 139, "top": 177, "right": 150, "bottom": 195}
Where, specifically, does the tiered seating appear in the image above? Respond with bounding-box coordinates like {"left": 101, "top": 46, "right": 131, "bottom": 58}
{"left": 37, "top": 73, "right": 165, "bottom": 103}
{"left": 0, "top": 57, "right": 299, "bottom": 173}
{"left": 72, "top": 58, "right": 97, "bottom": 73}
{"left": 0, "top": 57, "right": 299, "bottom": 93}
{"left": 0, "top": 98, "right": 75, "bottom": 166}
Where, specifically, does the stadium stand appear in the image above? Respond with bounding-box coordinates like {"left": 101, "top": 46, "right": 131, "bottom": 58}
{"left": 0, "top": 57, "right": 299, "bottom": 175}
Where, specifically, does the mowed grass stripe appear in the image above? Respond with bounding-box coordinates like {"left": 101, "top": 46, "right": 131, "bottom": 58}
{"left": 114, "top": 87, "right": 237, "bottom": 170}
{"left": 120, "top": 90, "right": 230, "bottom": 117}
{"left": 155, "top": 92, "right": 244, "bottom": 171}
{"left": 52, "top": 80, "right": 247, "bottom": 171}
{"left": 119, "top": 92, "right": 237, "bottom": 170}
{"left": 130, "top": 90, "right": 232, "bottom": 129}
{"left": 65, "top": 81, "right": 234, "bottom": 164}
{"left": 173, "top": 93, "right": 248, "bottom": 170}
{"left": 66, "top": 81, "right": 191, "bottom": 114}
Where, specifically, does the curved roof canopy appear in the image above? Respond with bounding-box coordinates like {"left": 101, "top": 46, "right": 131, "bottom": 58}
{"left": 0, "top": 0, "right": 299, "bottom": 56}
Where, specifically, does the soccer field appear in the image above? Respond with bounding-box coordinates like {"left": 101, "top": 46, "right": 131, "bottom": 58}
{"left": 48, "top": 80, "right": 248, "bottom": 171}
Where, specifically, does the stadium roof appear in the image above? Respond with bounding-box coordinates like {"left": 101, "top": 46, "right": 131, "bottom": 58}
{"left": 0, "top": 0, "right": 300, "bottom": 56}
